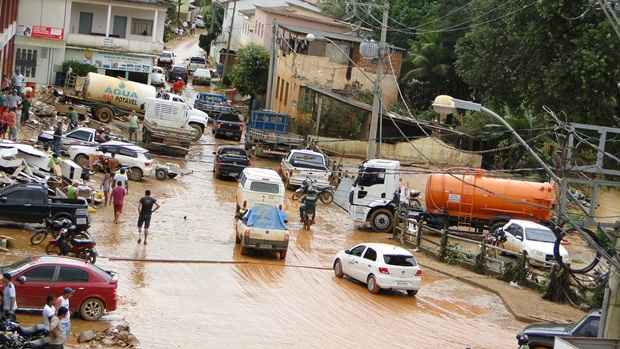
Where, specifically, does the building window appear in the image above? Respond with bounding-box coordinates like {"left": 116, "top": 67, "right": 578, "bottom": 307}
{"left": 275, "top": 77, "right": 280, "bottom": 99}
{"left": 78, "top": 12, "right": 93, "bottom": 34}
{"left": 279, "top": 79, "right": 285, "bottom": 101}
{"left": 131, "top": 18, "right": 153, "bottom": 36}
{"left": 113, "top": 16, "right": 128, "bottom": 38}
{"left": 284, "top": 82, "right": 289, "bottom": 106}
{"left": 15, "top": 48, "right": 37, "bottom": 78}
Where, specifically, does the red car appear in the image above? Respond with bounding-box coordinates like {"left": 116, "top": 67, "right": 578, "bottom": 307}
{"left": 2, "top": 256, "right": 118, "bottom": 320}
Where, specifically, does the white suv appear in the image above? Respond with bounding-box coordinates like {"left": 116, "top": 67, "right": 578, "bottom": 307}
{"left": 68, "top": 141, "right": 154, "bottom": 181}
{"left": 499, "top": 219, "right": 570, "bottom": 266}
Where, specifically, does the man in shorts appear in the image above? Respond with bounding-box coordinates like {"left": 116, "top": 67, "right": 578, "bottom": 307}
{"left": 137, "top": 190, "right": 160, "bottom": 244}
{"left": 111, "top": 181, "right": 127, "bottom": 224}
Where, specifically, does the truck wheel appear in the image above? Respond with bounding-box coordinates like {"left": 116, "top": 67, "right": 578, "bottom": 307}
{"left": 95, "top": 107, "right": 114, "bottom": 123}
{"left": 74, "top": 154, "right": 89, "bottom": 169}
{"left": 370, "top": 208, "right": 394, "bottom": 233}
{"left": 319, "top": 191, "right": 334, "bottom": 204}
{"left": 128, "top": 167, "right": 143, "bottom": 181}
{"left": 189, "top": 123, "right": 204, "bottom": 141}
{"left": 155, "top": 168, "right": 168, "bottom": 180}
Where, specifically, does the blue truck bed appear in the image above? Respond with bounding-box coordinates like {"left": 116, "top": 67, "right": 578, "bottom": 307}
{"left": 245, "top": 110, "right": 304, "bottom": 157}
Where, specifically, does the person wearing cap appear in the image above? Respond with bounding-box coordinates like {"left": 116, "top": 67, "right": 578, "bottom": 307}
{"left": 48, "top": 306, "right": 68, "bottom": 349}
{"left": 55, "top": 288, "right": 73, "bottom": 338}
{"left": 2, "top": 272, "right": 17, "bottom": 321}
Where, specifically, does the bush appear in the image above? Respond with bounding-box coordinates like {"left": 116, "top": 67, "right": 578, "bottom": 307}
{"left": 61, "top": 61, "right": 98, "bottom": 76}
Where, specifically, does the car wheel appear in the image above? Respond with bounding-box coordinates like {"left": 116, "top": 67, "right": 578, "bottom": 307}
{"left": 406, "top": 290, "right": 418, "bottom": 296}
{"left": 369, "top": 208, "right": 394, "bottom": 233}
{"left": 333, "top": 259, "right": 344, "bottom": 278}
{"left": 74, "top": 154, "right": 89, "bottom": 169}
{"left": 128, "top": 167, "right": 143, "bottom": 181}
{"left": 367, "top": 275, "right": 380, "bottom": 294}
{"left": 155, "top": 168, "right": 168, "bottom": 180}
{"left": 80, "top": 298, "right": 105, "bottom": 321}
{"left": 319, "top": 191, "right": 334, "bottom": 204}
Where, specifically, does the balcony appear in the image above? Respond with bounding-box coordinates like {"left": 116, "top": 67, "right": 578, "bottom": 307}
{"left": 66, "top": 33, "right": 163, "bottom": 54}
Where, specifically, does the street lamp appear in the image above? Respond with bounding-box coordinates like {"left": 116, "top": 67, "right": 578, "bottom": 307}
{"left": 431, "top": 95, "right": 559, "bottom": 182}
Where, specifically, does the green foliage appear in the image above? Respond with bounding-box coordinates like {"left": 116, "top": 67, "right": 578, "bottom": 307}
{"left": 61, "top": 61, "right": 97, "bottom": 76}
{"left": 198, "top": 2, "right": 224, "bottom": 52}
{"left": 501, "top": 253, "right": 528, "bottom": 285}
{"left": 231, "top": 44, "right": 270, "bottom": 97}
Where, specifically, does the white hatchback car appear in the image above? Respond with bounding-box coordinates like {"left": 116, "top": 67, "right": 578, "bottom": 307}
{"left": 149, "top": 67, "right": 166, "bottom": 87}
{"left": 333, "top": 243, "right": 422, "bottom": 295}
{"left": 68, "top": 141, "right": 154, "bottom": 181}
{"left": 499, "top": 219, "right": 570, "bottom": 266}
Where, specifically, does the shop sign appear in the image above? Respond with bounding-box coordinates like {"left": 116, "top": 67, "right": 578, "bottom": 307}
{"left": 17, "top": 25, "right": 64, "bottom": 40}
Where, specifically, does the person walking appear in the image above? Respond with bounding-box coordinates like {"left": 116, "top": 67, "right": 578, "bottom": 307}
{"left": 2, "top": 273, "right": 17, "bottom": 321}
{"left": 114, "top": 168, "right": 129, "bottom": 192}
{"left": 106, "top": 153, "right": 120, "bottom": 173}
{"left": 21, "top": 94, "right": 31, "bottom": 124}
{"left": 55, "top": 288, "right": 73, "bottom": 339}
{"left": 137, "top": 190, "right": 160, "bottom": 244}
{"left": 6, "top": 107, "right": 17, "bottom": 141}
{"left": 111, "top": 181, "right": 127, "bottom": 224}
{"left": 53, "top": 121, "right": 63, "bottom": 154}
{"left": 128, "top": 112, "right": 139, "bottom": 142}
{"left": 47, "top": 306, "right": 68, "bottom": 349}
{"left": 68, "top": 106, "right": 79, "bottom": 130}
{"left": 101, "top": 169, "right": 112, "bottom": 206}
{"left": 0, "top": 106, "right": 7, "bottom": 139}
{"left": 42, "top": 294, "right": 56, "bottom": 330}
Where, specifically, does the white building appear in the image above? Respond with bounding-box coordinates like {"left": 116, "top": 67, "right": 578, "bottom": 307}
{"left": 15, "top": 0, "right": 168, "bottom": 85}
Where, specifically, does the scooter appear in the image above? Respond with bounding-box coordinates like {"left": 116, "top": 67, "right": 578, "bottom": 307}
{"left": 45, "top": 223, "right": 97, "bottom": 263}
{"left": 30, "top": 218, "right": 90, "bottom": 246}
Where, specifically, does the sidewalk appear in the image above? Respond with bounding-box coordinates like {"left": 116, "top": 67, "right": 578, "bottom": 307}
{"left": 416, "top": 253, "right": 586, "bottom": 323}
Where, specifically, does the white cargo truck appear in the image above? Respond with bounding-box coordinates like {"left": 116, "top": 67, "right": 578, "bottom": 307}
{"left": 141, "top": 98, "right": 195, "bottom": 157}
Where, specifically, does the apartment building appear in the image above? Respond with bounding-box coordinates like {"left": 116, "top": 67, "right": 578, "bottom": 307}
{"left": 0, "top": 0, "right": 19, "bottom": 82}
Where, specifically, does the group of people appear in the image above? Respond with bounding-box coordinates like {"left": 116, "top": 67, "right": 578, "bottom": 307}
{"left": 2, "top": 274, "right": 72, "bottom": 348}
{"left": 0, "top": 71, "right": 31, "bottom": 141}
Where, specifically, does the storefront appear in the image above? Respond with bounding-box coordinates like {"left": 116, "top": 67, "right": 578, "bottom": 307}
{"left": 65, "top": 48, "right": 155, "bottom": 84}
{"left": 15, "top": 25, "right": 66, "bottom": 86}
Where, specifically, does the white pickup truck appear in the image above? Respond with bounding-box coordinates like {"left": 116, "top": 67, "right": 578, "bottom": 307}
{"left": 280, "top": 149, "right": 330, "bottom": 189}
{"left": 38, "top": 127, "right": 111, "bottom": 150}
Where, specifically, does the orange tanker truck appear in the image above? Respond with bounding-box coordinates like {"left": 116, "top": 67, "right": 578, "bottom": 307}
{"left": 348, "top": 159, "right": 556, "bottom": 233}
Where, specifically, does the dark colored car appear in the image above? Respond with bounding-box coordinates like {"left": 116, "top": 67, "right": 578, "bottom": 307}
{"left": 1, "top": 256, "right": 118, "bottom": 320}
{"left": 0, "top": 183, "right": 90, "bottom": 229}
{"left": 518, "top": 310, "right": 601, "bottom": 348}
{"left": 213, "top": 146, "right": 250, "bottom": 179}
{"left": 213, "top": 113, "right": 243, "bottom": 141}
{"left": 168, "top": 65, "right": 188, "bottom": 82}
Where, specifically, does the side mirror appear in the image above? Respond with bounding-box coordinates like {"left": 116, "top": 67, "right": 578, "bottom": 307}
{"left": 344, "top": 249, "right": 351, "bottom": 255}
{"left": 17, "top": 276, "right": 26, "bottom": 284}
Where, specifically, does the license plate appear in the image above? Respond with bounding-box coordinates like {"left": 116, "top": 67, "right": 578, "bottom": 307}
{"left": 229, "top": 172, "right": 239, "bottom": 177}
{"left": 397, "top": 281, "right": 409, "bottom": 286}
{"left": 76, "top": 218, "right": 87, "bottom": 225}
{"left": 259, "top": 244, "right": 272, "bottom": 249}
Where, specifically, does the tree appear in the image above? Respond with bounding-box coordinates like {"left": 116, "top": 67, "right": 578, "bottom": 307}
{"left": 455, "top": 0, "right": 620, "bottom": 126}
{"left": 231, "top": 44, "right": 270, "bottom": 113}
{"left": 198, "top": 1, "right": 224, "bottom": 53}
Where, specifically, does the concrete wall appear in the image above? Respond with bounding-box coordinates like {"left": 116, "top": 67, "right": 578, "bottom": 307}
{"left": 313, "top": 136, "right": 482, "bottom": 167}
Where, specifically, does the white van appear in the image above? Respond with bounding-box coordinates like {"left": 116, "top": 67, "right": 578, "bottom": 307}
{"left": 236, "top": 168, "right": 285, "bottom": 213}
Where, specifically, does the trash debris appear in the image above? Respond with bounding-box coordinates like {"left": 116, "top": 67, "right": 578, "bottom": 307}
{"left": 77, "top": 322, "right": 140, "bottom": 348}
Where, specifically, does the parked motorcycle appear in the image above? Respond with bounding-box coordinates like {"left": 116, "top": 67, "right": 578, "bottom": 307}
{"left": 45, "top": 223, "right": 97, "bottom": 263}
{"left": 292, "top": 180, "right": 334, "bottom": 204}
{"left": 31, "top": 219, "right": 90, "bottom": 246}
{"left": 1, "top": 320, "right": 48, "bottom": 341}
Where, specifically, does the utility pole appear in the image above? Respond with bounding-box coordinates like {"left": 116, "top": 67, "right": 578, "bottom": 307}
{"left": 221, "top": 0, "right": 237, "bottom": 83}
{"left": 367, "top": 0, "right": 389, "bottom": 159}
{"left": 266, "top": 20, "right": 278, "bottom": 109}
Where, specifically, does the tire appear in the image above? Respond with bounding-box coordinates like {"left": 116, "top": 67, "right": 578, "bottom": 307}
{"left": 369, "top": 208, "right": 394, "bottom": 233}
{"left": 52, "top": 212, "right": 73, "bottom": 224}
{"left": 74, "top": 154, "right": 89, "bottom": 169}
{"left": 80, "top": 298, "right": 105, "bottom": 321}
{"left": 155, "top": 168, "right": 168, "bottom": 180}
{"left": 333, "top": 259, "right": 344, "bottom": 278}
{"left": 367, "top": 275, "right": 380, "bottom": 294}
{"left": 240, "top": 246, "right": 249, "bottom": 255}
{"left": 406, "top": 290, "right": 418, "bottom": 296}
{"left": 128, "top": 167, "right": 143, "bottom": 181}
{"left": 30, "top": 230, "right": 48, "bottom": 245}
{"left": 189, "top": 123, "right": 204, "bottom": 141}
{"left": 95, "top": 107, "right": 114, "bottom": 123}
{"left": 45, "top": 243, "right": 61, "bottom": 255}
{"left": 319, "top": 191, "right": 334, "bottom": 204}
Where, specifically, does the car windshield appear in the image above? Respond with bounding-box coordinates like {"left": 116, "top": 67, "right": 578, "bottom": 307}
{"left": 139, "top": 151, "right": 152, "bottom": 160}
{"left": 221, "top": 149, "right": 247, "bottom": 158}
{"left": 383, "top": 254, "right": 417, "bottom": 266}
{"left": 0, "top": 257, "right": 33, "bottom": 273}
{"left": 190, "top": 57, "right": 206, "bottom": 64}
{"left": 172, "top": 66, "right": 186, "bottom": 72}
{"left": 161, "top": 52, "right": 172, "bottom": 58}
{"left": 250, "top": 181, "right": 279, "bottom": 194}
{"left": 290, "top": 153, "right": 325, "bottom": 169}
{"left": 525, "top": 228, "right": 556, "bottom": 243}
{"left": 219, "top": 114, "right": 240, "bottom": 122}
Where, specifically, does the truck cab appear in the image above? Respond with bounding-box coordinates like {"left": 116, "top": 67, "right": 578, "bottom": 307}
{"left": 349, "top": 159, "right": 400, "bottom": 233}
{"left": 157, "top": 92, "right": 209, "bottom": 140}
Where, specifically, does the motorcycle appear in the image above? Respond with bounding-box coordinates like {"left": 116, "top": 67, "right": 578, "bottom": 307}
{"left": 300, "top": 191, "right": 318, "bottom": 230}
{"left": 45, "top": 223, "right": 97, "bottom": 263}
{"left": 1, "top": 320, "right": 48, "bottom": 341}
{"left": 292, "top": 180, "right": 334, "bottom": 204}
{"left": 30, "top": 219, "right": 91, "bottom": 246}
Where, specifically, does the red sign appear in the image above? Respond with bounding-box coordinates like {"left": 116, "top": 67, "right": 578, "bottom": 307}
{"left": 31, "top": 26, "right": 64, "bottom": 40}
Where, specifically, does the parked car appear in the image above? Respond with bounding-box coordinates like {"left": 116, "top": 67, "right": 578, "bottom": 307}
{"left": 236, "top": 167, "right": 285, "bottom": 214}
{"left": 38, "top": 127, "right": 109, "bottom": 151}
{"left": 235, "top": 204, "right": 289, "bottom": 259}
{"left": 1, "top": 256, "right": 118, "bottom": 320}
{"left": 517, "top": 310, "right": 601, "bottom": 348}
{"left": 213, "top": 113, "right": 243, "bottom": 141}
{"left": 332, "top": 243, "right": 422, "bottom": 295}
{"left": 158, "top": 50, "right": 175, "bottom": 67}
{"left": 187, "top": 56, "right": 207, "bottom": 73}
{"left": 498, "top": 219, "right": 570, "bottom": 266}
{"left": 0, "top": 183, "right": 90, "bottom": 229}
{"left": 192, "top": 68, "right": 211, "bottom": 85}
{"left": 213, "top": 146, "right": 250, "bottom": 179}
{"left": 149, "top": 66, "right": 166, "bottom": 87}
{"left": 168, "top": 65, "right": 188, "bottom": 82}
{"left": 68, "top": 141, "right": 154, "bottom": 181}
{"left": 280, "top": 149, "right": 330, "bottom": 189}
{"left": 156, "top": 91, "right": 209, "bottom": 140}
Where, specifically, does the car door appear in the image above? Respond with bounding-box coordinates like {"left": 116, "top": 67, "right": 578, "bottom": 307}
{"left": 343, "top": 245, "right": 366, "bottom": 281}
{"left": 52, "top": 266, "right": 91, "bottom": 311}
{"left": 16, "top": 265, "right": 58, "bottom": 308}
{"left": 64, "top": 130, "right": 93, "bottom": 147}
{"left": 503, "top": 224, "right": 523, "bottom": 252}
{"left": 0, "top": 188, "right": 36, "bottom": 221}
{"left": 360, "top": 247, "right": 378, "bottom": 282}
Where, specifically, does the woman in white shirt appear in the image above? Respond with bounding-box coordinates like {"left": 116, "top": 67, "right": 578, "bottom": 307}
{"left": 42, "top": 294, "right": 56, "bottom": 330}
